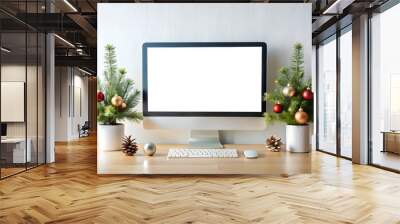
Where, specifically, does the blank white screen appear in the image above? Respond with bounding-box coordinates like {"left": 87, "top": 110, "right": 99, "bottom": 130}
{"left": 146, "top": 46, "right": 263, "bottom": 112}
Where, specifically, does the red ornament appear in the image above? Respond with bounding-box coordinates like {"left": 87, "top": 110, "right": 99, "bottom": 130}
{"left": 273, "top": 102, "right": 283, "bottom": 113}
{"left": 302, "top": 88, "right": 313, "bottom": 100}
{"left": 97, "top": 91, "right": 105, "bottom": 102}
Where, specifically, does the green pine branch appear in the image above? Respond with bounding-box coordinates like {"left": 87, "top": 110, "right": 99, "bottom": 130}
{"left": 97, "top": 44, "right": 143, "bottom": 125}
{"left": 264, "top": 43, "right": 314, "bottom": 125}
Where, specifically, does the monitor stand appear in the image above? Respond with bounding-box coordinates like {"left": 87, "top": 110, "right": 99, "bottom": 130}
{"left": 188, "top": 130, "right": 223, "bottom": 149}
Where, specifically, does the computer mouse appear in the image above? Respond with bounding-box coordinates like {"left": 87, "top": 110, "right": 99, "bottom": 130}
{"left": 244, "top": 150, "right": 258, "bottom": 159}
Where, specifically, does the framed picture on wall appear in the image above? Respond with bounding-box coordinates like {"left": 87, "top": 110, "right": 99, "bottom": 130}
{"left": 1, "top": 81, "right": 25, "bottom": 122}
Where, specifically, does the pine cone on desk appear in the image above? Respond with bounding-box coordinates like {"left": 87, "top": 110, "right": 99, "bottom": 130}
{"left": 266, "top": 135, "right": 282, "bottom": 152}
{"left": 122, "top": 135, "right": 138, "bottom": 156}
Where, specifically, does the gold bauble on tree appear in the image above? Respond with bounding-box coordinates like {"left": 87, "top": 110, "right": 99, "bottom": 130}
{"left": 111, "top": 95, "right": 123, "bottom": 107}
{"left": 121, "top": 102, "right": 127, "bottom": 109}
{"left": 295, "top": 108, "right": 309, "bottom": 124}
{"left": 282, "top": 83, "right": 296, "bottom": 97}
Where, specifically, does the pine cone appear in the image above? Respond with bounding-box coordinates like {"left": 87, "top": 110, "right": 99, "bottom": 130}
{"left": 266, "top": 135, "right": 282, "bottom": 152}
{"left": 122, "top": 135, "right": 138, "bottom": 156}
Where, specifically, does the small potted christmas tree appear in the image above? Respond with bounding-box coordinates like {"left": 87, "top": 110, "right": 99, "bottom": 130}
{"left": 97, "top": 44, "right": 143, "bottom": 151}
{"left": 264, "top": 43, "right": 313, "bottom": 152}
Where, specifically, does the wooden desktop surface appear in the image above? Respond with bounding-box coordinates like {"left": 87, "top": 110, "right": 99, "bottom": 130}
{"left": 98, "top": 144, "right": 311, "bottom": 175}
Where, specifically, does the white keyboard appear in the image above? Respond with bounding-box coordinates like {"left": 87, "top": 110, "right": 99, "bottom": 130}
{"left": 168, "top": 148, "right": 238, "bottom": 158}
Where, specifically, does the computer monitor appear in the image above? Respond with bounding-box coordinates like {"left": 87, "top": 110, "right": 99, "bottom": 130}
{"left": 1, "top": 123, "right": 7, "bottom": 138}
{"left": 142, "top": 42, "right": 267, "bottom": 148}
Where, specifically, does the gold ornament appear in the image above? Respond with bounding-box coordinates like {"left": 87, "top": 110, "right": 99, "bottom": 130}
{"left": 121, "top": 102, "right": 127, "bottom": 109}
{"left": 111, "top": 95, "right": 123, "bottom": 107}
{"left": 282, "top": 84, "right": 295, "bottom": 97}
{"left": 295, "top": 108, "right": 309, "bottom": 124}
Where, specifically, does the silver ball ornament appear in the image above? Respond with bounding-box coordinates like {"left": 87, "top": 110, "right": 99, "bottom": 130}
{"left": 143, "top": 142, "right": 156, "bottom": 156}
{"left": 282, "top": 84, "right": 295, "bottom": 97}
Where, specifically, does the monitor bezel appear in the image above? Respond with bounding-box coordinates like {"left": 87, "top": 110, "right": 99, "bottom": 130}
{"left": 142, "top": 42, "right": 267, "bottom": 117}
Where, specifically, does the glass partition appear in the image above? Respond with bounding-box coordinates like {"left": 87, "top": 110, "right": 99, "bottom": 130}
{"left": 317, "top": 36, "right": 337, "bottom": 155}
{"left": 316, "top": 25, "right": 353, "bottom": 160}
{"left": 1, "top": 31, "right": 28, "bottom": 177}
{"left": 0, "top": 2, "right": 46, "bottom": 179}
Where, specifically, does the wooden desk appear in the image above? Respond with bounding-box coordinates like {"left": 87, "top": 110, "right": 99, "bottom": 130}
{"left": 381, "top": 131, "right": 400, "bottom": 154}
{"left": 1, "top": 138, "right": 32, "bottom": 164}
{"left": 98, "top": 144, "right": 311, "bottom": 175}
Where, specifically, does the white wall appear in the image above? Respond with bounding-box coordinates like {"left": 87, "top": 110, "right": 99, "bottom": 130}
{"left": 74, "top": 74, "right": 89, "bottom": 135}
{"left": 98, "top": 3, "right": 312, "bottom": 144}
{"left": 55, "top": 67, "right": 68, "bottom": 141}
{"left": 55, "top": 67, "right": 89, "bottom": 141}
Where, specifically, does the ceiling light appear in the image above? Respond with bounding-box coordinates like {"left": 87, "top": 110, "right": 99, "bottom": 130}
{"left": 54, "top": 34, "right": 75, "bottom": 48}
{"left": 63, "top": 0, "right": 78, "bottom": 12}
{"left": 76, "top": 48, "right": 86, "bottom": 56}
{"left": 323, "top": 0, "right": 354, "bottom": 15}
{"left": 78, "top": 67, "right": 92, "bottom": 76}
{"left": 1, "top": 47, "right": 11, "bottom": 53}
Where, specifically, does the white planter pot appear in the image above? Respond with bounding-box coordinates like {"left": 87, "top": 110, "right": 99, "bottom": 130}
{"left": 286, "top": 124, "right": 310, "bottom": 153}
{"left": 98, "top": 124, "right": 124, "bottom": 151}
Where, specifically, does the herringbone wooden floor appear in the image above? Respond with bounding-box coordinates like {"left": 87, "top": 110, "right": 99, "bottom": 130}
{"left": 1, "top": 136, "right": 400, "bottom": 224}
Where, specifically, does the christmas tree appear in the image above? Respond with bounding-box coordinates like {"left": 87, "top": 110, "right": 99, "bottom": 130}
{"left": 264, "top": 43, "right": 313, "bottom": 125}
{"left": 97, "top": 44, "right": 143, "bottom": 125}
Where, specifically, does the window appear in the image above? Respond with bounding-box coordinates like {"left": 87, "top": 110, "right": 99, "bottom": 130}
{"left": 339, "top": 28, "right": 352, "bottom": 158}
{"left": 316, "top": 26, "right": 353, "bottom": 159}
{"left": 317, "top": 36, "right": 337, "bottom": 154}
{"left": 370, "top": 3, "right": 400, "bottom": 171}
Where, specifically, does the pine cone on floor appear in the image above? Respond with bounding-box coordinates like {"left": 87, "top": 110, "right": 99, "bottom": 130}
{"left": 266, "top": 135, "right": 282, "bottom": 152}
{"left": 122, "top": 135, "right": 138, "bottom": 156}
